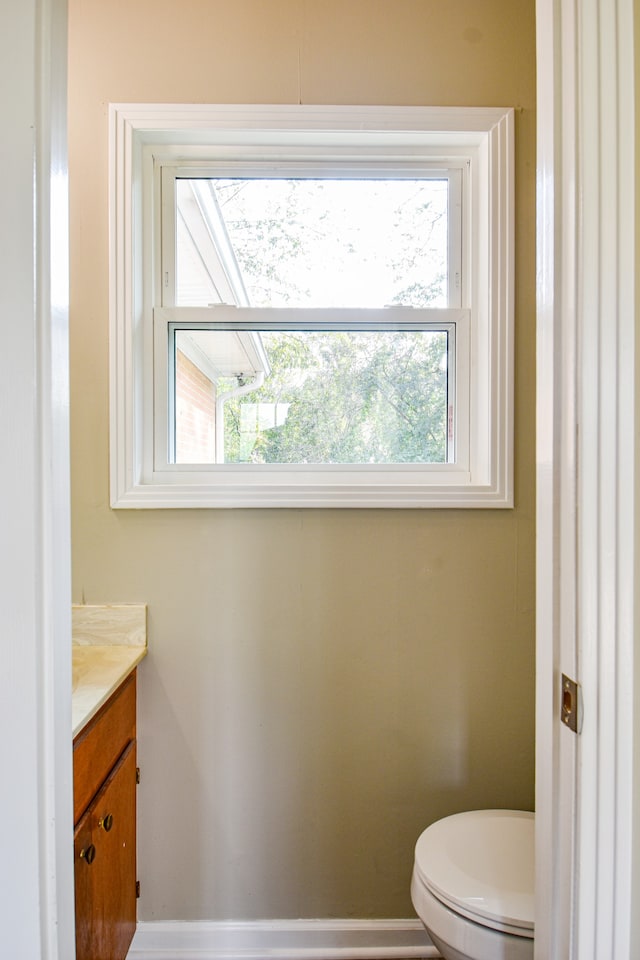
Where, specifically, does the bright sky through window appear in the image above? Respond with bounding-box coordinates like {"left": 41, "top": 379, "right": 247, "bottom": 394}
{"left": 175, "top": 177, "right": 450, "bottom": 309}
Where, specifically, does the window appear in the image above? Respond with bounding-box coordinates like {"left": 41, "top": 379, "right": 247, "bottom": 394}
{"left": 110, "top": 105, "right": 513, "bottom": 507}
{"left": 164, "top": 171, "right": 462, "bottom": 468}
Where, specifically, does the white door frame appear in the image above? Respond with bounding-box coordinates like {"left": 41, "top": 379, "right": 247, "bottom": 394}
{"left": 535, "top": 0, "right": 578, "bottom": 951}
{"left": 0, "top": 0, "right": 75, "bottom": 956}
{"left": 535, "top": 1, "right": 637, "bottom": 957}
{"left": 2, "top": 0, "right": 636, "bottom": 956}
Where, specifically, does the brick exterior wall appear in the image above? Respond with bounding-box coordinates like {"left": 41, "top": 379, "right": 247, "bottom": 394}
{"left": 175, "top": 349, "right": 216, "bottom": 463}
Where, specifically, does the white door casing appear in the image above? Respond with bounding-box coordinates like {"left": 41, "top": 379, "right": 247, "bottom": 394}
{"left": 574, "top": 0, "right": 636, "bottom": 955}
{"left": 536, "top": 1, "right": 637, "bottom": 958}
{"left": 0, "top": 0, "right": 75, "bottom": 956}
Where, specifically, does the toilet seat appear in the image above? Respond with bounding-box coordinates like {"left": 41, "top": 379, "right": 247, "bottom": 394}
{"left": 413, "top": 809, "right": 534, "bottom": 938}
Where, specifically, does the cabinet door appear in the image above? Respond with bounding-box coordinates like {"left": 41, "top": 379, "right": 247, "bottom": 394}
{"left": 73, "top": 806, "right": 95, "bottom": 960}
{"left": 74, "top": 740, "right": 137, "bottom": 960}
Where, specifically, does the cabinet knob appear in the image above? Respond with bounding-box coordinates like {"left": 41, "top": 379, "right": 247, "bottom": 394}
{"left": 79, "top": 844, "right": 96, "bottom": 864}
{"left": 98, "top": 813, "right": 114, "bottom": 832}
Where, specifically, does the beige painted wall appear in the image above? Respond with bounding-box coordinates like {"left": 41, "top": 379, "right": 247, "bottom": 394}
{"left": 68, "top": 0, "right": 536, "bottom": 920}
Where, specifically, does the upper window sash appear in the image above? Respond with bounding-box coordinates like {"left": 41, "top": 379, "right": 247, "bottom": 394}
{"left": 158, "top": 162, "right": 465, "bottom": 312}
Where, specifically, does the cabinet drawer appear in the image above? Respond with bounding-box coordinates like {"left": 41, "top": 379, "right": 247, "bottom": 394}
{"left": 73, "top": 671, "right": 136, "bottom": 823}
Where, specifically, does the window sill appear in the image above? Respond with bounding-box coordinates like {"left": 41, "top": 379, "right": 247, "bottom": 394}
{"left": 110, "top": 473, "right": 513, "bottom": 509}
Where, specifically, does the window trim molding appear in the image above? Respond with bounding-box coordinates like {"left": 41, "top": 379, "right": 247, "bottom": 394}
{"left": 109, "top": 103, "right": 514, "bottom": 508}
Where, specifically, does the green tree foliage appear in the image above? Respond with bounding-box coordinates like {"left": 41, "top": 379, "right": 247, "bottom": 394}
{"left": 223, "top": 330, "right": 448, "bottom": 464}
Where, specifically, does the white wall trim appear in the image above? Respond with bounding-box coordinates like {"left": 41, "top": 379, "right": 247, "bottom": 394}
{"left": 127, "top": 919, "right": 439, "bottom": 960}
{"left": 536, "top": 1, "right": 637, "bottom": 959}
{"left": 574, "top": 1, "right": 636, "bottom": 957}
{"left": 535, "top": 2, "right": 579, "bottom": 955}
{"left": 0, "top": 0, "right": 74, "bottom": 956}
{"left": 35, "top": 0, "right": 75, "bottom": 953}
{"left": 109, "top": 102, "right": 514, "bottom": 509}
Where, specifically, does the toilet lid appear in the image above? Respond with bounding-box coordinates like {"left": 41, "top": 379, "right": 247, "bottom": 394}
{"left": 414, "top": 810, "right": 534, "bottom": 936}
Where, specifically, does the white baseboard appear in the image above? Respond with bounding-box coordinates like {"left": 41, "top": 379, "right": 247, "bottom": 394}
{"left": 127, "top": 918, "right": 440, "bottom": 959}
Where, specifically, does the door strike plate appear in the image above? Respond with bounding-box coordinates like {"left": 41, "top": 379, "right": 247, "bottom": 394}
{"left": 561, "top": 673, "right": 581, "bottom": 733}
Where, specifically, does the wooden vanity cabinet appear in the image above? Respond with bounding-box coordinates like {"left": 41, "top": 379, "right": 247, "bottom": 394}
{"left": 73, "top": 671, "right": 138, "bottom": 960}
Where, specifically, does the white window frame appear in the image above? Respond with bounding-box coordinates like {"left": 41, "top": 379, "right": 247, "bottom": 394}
{"left": 109, "top": 104, "right": 514, "bottom": 508}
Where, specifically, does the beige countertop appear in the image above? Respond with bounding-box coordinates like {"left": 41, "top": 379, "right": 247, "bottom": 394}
{"left": 72, "top": 644, "right": 147, "bottom": 737}
{"left": 72, "top": 604, "right": 147, "bottom": 738}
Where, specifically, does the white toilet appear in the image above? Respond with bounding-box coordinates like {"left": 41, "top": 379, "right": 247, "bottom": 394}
{"left": 411, "top": 809, "right": 534, "bottom": 960}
